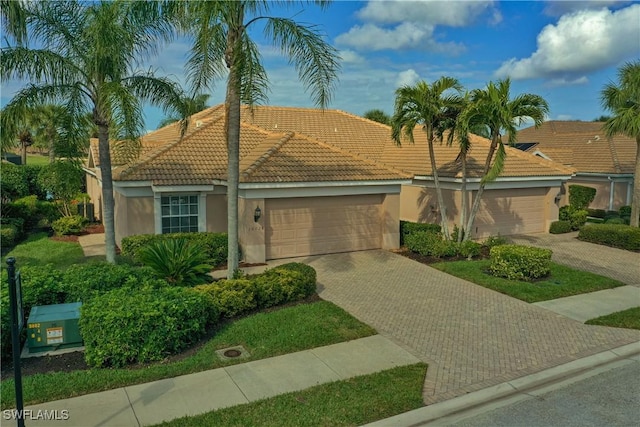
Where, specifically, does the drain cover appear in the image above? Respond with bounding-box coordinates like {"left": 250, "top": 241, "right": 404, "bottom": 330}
{"left": 216, "top": 345, "right": 250, "bottom": 361}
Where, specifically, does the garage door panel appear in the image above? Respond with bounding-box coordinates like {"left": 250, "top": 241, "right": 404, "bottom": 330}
{"left": 266, "top": 195, "right": 382, "bottom": 259}
{"left": 475, "top": 188, "right": 547, "bottom": 237}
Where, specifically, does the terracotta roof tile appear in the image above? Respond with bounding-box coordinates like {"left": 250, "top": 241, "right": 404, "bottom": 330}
{"left": 517, "top": 121, "right": 636, "bottom": 174}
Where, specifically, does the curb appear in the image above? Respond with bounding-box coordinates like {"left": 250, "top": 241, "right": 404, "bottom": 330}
{"left": 363, "top": 341, "right": 640, "bottom": 427}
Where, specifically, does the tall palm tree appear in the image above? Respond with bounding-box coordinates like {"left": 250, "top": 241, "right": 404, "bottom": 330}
{"left": 391, "top": 78, "right": 464, "bottom": 240}
{"left": 176, "top": 1, "right": 340, "bottom": 277}
{"left": 1, "top": 0, "right": 186, "bottom": 263}
{"left": 601, "top": 61, "right": 640, "bottom": 227}
{"left": 458, "top": 79, "right": 548, "bottom": 240}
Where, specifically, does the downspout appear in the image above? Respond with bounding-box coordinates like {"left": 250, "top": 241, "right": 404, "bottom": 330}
{"left": 608, "top": 176, "right": 614, "bottom": 211}
{"left": 627, "top": 181, "right": 633, "bottom": 206}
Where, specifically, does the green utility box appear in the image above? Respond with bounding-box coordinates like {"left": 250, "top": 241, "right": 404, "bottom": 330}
{"left": 26, "top": 302, "right": 83, "bottom": 353}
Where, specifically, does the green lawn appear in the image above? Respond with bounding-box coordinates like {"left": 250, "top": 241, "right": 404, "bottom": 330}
{"left": 1, "top": 301, "right": 377, "bottom": 409}
{"left": 2, "top": 232, "right": 85, "bottom": 269}
{"left": 431, "top": 260, "right": 625, "bottom": 303}
{"left": 586, "top": 307, "right": 640, "bottom": 330}
{"left": 155, "top": 364, "right": 427, "bottom": 427}
{"left": 25, "top": 154, "right": 50, "bottom": 166}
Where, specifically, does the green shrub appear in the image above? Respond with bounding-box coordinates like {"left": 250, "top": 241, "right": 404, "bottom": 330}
{"left": 276, "top": 262, "right": 317, "bottom": 296}
{"left": 24, "top": 165, "right": 47, "bottom": 199}
{"left": 52, "top": 215, "right": 88, "bottom": 235}
{"left": 619, "top": 205, "right": 632, "bottom": 216}
{"left": 3, "top": 195, "right": 39, "bottom": 229}
{"left": 80, "top": 286, "right": 211, "bottom": 367}
{"left": 579, "top": 224, "right": 640, "bottom": 251}
{"left": 459, "top": 240, "right": 482, "bottom": 259}
{"left": 605, "top": 217, "right": 626, "bottom": 225}
{"left": 405, "top": 231, "right": 442, "bottom": 256}
{"left": 195, "top": 279, "right": 255, "bottom": 318}
{"left": 430, "top": 239, "right": 459, "bottom": 258}
{"left": 586, "top": 217, "right": 605, "bottom": 224}
{"left": 0, "top": 163, "right": 29, "bottom": 201}
{"left": 489, "top": 244, "right": 552, "bottom": 281}
{"left": 569, "top": 209, "right": 588, "bottom": 230}
{"left": 36, "top": 200, "right": 62, "bottom": 226}
{"left": 63, "top": 262, "right": 157, "bottom": 303}
{"left": 0, "top": 224, "right": 19, "bottom": 247}
{"left": 604, "top": 211, "right": 620, "bottom": 220}
{"left": 559, "top": 205, "right": 574, "bottom": 221}
{"left": 568, "top": 185, "right": 596, "bottom": 210}
{"left": 587, "top": 208, "right": 607, "bottom": 219}
{"left": 253, "top": 265, "right": 315, "bottom": 308}
{"left": 121, "top": 232, "right": 228, "bottom": 267}
{"left": 484, "top": 235, "right": 508, "bottom": 248}
{"left": 138, "top": 238, "right": 212, "bottom": 286}
{"left": 549, "top": 220, "right": 572, "bottom": 234}
{"left": 400, "top": 221, "right": 441, "bottom": 245}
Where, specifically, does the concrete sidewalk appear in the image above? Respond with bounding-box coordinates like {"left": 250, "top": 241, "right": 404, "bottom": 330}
{"left": 19, "top": 335, "right": 420, "bottom": 427}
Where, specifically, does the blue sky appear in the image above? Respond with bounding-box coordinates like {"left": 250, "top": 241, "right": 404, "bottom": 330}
{"left": 2, "top": 1, "right": 639, "bottom": 131}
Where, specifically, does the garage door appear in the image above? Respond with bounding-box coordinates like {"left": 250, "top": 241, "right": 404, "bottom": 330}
{"left": 474, "top": 188, "right": 547, "bottom": 238}
{"left": 265, "top": 195, "right": 382, "bottom": 259}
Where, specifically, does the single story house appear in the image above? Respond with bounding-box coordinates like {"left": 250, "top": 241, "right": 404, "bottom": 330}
{"left": 516, "top": 121, "right": 636, "bottom": 211}
{"left": 85, "top": 105, "right": 575, "bottom": 262}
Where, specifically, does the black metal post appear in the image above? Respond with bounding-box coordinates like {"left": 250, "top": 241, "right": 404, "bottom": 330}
{"left": 7, "top": 257, "right": 25, "bottom": 427}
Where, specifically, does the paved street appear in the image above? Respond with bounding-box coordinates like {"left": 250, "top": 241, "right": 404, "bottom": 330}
{"left": 451, "top": 359, "right": 640, "bottom": 427}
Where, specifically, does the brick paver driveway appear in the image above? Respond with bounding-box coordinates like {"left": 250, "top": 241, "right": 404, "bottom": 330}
{"left": 298, "top": 250, "right": 640, "bottom": 404}
{"left": 509, "top": 232, "right": 640, "bottom": 286}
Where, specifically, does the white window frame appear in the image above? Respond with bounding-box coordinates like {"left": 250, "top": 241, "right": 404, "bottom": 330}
{"left": 154, "top": 193, "right": 207, "bottom": 234}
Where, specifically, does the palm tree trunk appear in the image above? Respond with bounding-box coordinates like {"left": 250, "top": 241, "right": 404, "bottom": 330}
{"left": 427, "top": 132, "right": 449, "bottom": 239}
{"left": 631, "top": 137, "right": 640, "bottom": 227}
{"left": 465, "top": 135, "right": 499, "bottom": 237}
{"left": 224, "top": 15, "right": 242, "bottom": 279}
{"left": 21, "top": 143, "right": 27, "bottom": 165}
{"left": 459, "top": 152, "right": 467, "bottom": 243}
{"left": 97, "top": 121, "right": 117, "bottom": 263}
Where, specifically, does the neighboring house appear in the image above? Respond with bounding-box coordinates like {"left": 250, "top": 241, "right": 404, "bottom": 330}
{"left": 516, "top": 121, "right": 636, "bottom": 211}
{"left": 84, "top": 105, "right": 574, "bottom": 262}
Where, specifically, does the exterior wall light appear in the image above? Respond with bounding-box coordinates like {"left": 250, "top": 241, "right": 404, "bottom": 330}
{"left": 254, "top": 206, "right": 262, "bottom": 222}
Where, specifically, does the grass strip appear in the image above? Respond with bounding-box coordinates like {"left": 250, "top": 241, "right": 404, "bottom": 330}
{"left": 1, "top": 300, "right": 376, "bottom": 409}
{"left": 156, "top": 364, "right": 427, "bottom": 427}
{"left": 586, "top": 307, "right": 640, "bottom": 330}
{"left": 3, "top": 232, "right": 85, "bottom": 269}
{"left": 431, "top": 260, "right": 625, "bottom": 303}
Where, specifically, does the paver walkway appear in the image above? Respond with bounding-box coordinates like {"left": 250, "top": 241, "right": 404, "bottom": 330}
{"left": 509, "top": 232, "right": 640, "bottom": 286}
{"left": 295, "top": 250, "right": 640, "bottom": 404}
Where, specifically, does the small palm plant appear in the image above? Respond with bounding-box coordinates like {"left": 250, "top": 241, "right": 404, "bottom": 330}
{"left": 138, "top": 238, "right": 212, "bottom": 287}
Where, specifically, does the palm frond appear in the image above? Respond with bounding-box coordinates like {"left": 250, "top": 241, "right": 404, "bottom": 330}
{"left": 482, "top": 142, "right": 506, "bottom": 183}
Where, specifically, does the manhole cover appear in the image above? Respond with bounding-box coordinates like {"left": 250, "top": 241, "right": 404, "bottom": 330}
{"left": 223, "top": 349, "right": 242, "bottom": 358}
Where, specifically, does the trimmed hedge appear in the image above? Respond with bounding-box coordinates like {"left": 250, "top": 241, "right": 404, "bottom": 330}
{"left": 404, "top": 231, "right": 442, "bottom": 256}
{"left": 549, "top": 220, "right": 572, "bottom": 234}
{"left": 568, "top": 185, "right": 596, "bottom": 210}
{"left": 559, "top": 206, "right": 588, "bottom": 230}
{"left": 587, "top": 208, "right": 606, "bottom": 219}
{"left": 400, "top": 221, "right": 441, "bottom": 245}
{"left": 80, "top": 286, "right": 211, "bottom": 368}
{"left": 578, "top": 224, "right": 640, "bottom": 251}
{"left": 489, "top": 244, "right": 552, "bottom": 281}
{"left": 195, "top": 279, "right": 255, "bottom": 318}
{"left": 52, "top": 215, "right": 88, "bottom": 235}
{"left": 0, "top": 223, "right": 19, "bottom": 247}
{"left": 121, "top": 232, "right": 228, "bottom": 267}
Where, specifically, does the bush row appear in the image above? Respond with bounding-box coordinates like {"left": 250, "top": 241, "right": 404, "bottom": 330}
{"left": 558, "top": 206, "right": 588, "bottom": 231}
{"left": 549, "top": 220, "right": 572, "bottom": 234}
{"left": 489, "top": 244, "right": 552, "bottom": 281}
{"left": 400, "top": 221, "right": 441, "bottom": 245}
{"left": 404, "top": 231, "right": 485, "bottom": 259}
{"left": 0, "top": 163, "right": 47, "bottom": 201}
{"left": 578, "top": 224, "right": 640, "bottom": 251}
{"left": 121, "top": 232, "right": 229, "bottom": 267}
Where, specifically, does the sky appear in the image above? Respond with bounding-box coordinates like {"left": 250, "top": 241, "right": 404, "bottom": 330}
{"left": 2, "top": 1, "right": 639, "bottom": 131}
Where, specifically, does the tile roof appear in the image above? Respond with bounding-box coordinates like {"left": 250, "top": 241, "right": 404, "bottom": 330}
{"left": 516, "top": 120, "right": 637, "bottom": 174}
{"left": 95, "top": 105, "right": 574, "bottom": 185}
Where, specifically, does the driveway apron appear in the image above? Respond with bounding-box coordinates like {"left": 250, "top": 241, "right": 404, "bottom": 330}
{"left": 295, "top": 250, "right": 640, "bottom": 405}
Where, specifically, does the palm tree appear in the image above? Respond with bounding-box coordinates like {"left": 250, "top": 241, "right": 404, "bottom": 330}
{"left": 458, "top": 79, "right": 548, "bottom": 240}
{"left": 176, "top": 1, "right": 339, "bottom": 277}
{"left": 157, "top": 93, "right": 210, "bottom": 129}
{"left": 601, "top": 61, "right": 640, "bottom": 227}
{"left": 1, "top": 0, "right": 186, "bottom": 263}
{"left": 363, "top": 109, "right": 391, "bottom": 125}
{"left": 391, "top": 78, "right": 464, "bottom": 240}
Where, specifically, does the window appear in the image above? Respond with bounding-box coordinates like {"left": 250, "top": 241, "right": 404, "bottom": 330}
{"left": 160, "top": 195, "right": 199, "bottom": 233}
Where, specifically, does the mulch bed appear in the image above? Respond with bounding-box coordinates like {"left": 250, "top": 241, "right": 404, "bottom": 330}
{"left": 49, "top": 223, "right": 105, "bottom": 243}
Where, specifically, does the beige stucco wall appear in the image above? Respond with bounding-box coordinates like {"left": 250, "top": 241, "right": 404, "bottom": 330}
{"left": 113, "top": 192, "right": 154, "bottom": 246}
{"left": 85, "top": 172, "right": 103, "bottom": 221}
{"left": 399, "top": 184, "right": 456, "bottom": 224}
{"left": 206, "top": 194, "right": 228, "bottom": 232}
{"left": 238, "top": 197, "right": 266, "bottom": 263}
{"left": 562, "top": 178, "right": 633, "bottom": 211}
{"left": 381, "top": 193, "right": 400, "bottom": 249}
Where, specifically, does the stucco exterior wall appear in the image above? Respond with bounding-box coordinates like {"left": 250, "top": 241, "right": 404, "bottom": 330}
{"left": 113, "top": 192, "right": 154, "bottom": 246}
{"left": 85, "top": 172, "right": 103, "bottom": 221}
{"left": 206, "top": 194, "right": 228, "bottom": 232}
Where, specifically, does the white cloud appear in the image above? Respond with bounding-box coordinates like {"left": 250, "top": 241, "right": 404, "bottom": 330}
{"left": 496, "top": 5, "right": 640, "bottom": 82}
{"left": 543, "top": 0, "right": 633, "bottom": 17}
{"left": 336, "top": 0, "right": 497, "bottom": 52}
{"left": 358, "top": 0, "right": 499, "bottom": 26}
{"left": 396, "top": 69, "right": 420, "bottom": 87}
{"left": 338, "top": 49, "right": 367, "bottom": 65}
{"left": 556, "top": 114, "right": 574, "bottom": 121}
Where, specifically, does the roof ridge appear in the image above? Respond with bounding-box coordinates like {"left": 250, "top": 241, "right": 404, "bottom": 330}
{"left": 334, "top": 108, "right": 393, "bottom": 130}
{"left": 116, "top": 114, "right": 224, "bottom": 180}
{"left": 240, "top": 131, "right": 295, "bottom": 180}
{"left": 607, "top": 135, "right": 622, "bottom": 173}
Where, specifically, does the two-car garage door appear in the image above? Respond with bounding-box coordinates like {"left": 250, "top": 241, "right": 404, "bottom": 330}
{"left": 265, "top": 195, "right": 383, "bottom": 259}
